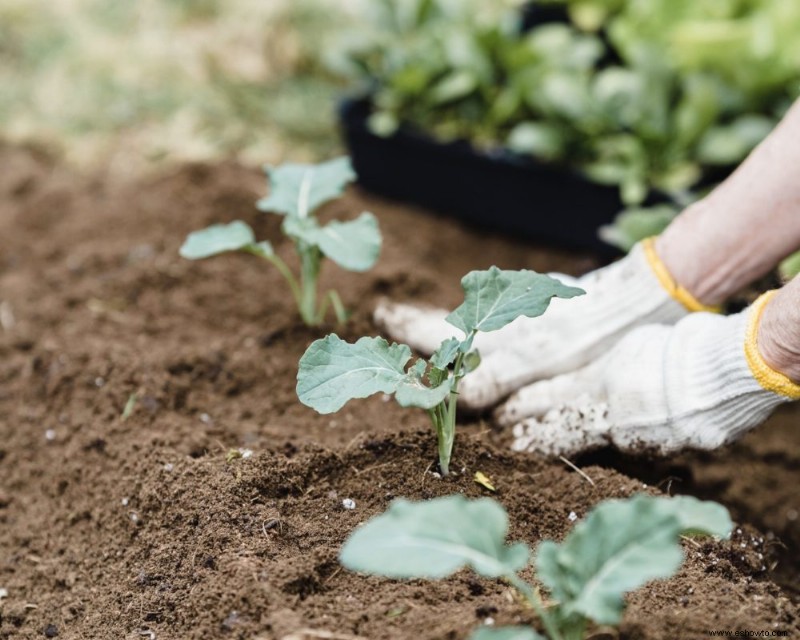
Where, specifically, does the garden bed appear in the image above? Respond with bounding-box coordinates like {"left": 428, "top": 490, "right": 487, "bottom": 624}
{"left": 0, "top": 145, "right": 798, "bottom": 639}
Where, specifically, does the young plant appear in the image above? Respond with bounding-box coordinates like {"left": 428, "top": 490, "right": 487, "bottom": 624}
{"left": 340, "top": 493, "right": 733, "bottom": 640}
{"left": 297, "top": 268, "right": 583, "bottom": 476}
{"left": 180, "top": 157, "right": 381, "bottom": 326}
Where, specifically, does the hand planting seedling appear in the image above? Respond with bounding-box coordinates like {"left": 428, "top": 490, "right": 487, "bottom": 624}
{"left": 180, "top": 157, "right": 381, "bottom": 327}
{"left": 340, "top": 493, "right": 733, "bottom": 640}
{"left": 297, "top": 268, "right": 583, "bottom": 475}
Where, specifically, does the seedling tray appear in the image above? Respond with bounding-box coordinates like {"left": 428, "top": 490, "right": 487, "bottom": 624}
{"left": 339, "top": 97, "right": 626, "bottom": 255}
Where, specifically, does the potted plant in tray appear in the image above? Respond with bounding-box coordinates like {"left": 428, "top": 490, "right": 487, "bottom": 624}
{"left": 331, "top": 0, "right": 800, "bottom": 253}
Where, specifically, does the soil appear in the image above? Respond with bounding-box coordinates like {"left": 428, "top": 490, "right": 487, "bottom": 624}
{"left": 0, "top": 143, "right": 798, "bottom": 640}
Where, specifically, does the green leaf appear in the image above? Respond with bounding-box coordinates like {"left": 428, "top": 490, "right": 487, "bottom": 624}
{"left": 395, "top": 368, "right": 452, "bottom": 408}
{"left": 668, "top": 495, "right": 733, "bottom": 538}
{"left": 428, "top": 367, "right": 448, "bottom": 387}
{"left": 463, "top": 350, "right": 481, "bottom": 374}
{"left": 470, "top": 627, "right": 545, "bottom": 640}
{"left": 428, "top": 336, "right": 461, "bottom": 386}
{"left": 368, "top": 111, "right": 400, "bottom": 137}
{"left": 697, "top": 116, "right": 774, "bottom": 166}
{"left": 297, "top": 335, "right": 450, "bottom": 414}
{"left": 283, "top": 212, "right": 382, "bottom": 272}
{"left": 318, "top": 213, "right": 382, "bottom": 272}
{"left": 257, "top": 156, "right": 356, "bottom": 218}
{"left": 779, "top": 251, "right": 800, "bottom": 281}
{"left": 429, "top": 70, "right": 478, "bottom": 105}
{"left": 536, "top": 495, "right": 732, "bottom": 626}
{"left": 339, "top": 495, "right": 530, "bottom": 579}
{"left": 430, "top": 337, "right": 461, "bottom": 369}
{"left": 179, "top": 221, "right": 256, "bottom": 259}
{"left": 507, "top": 122, "right": 565, "bottom": 161}
{"left": 598, "top": 205, "right": 678, "bottom": 252}
{"left": 446, "top": 268, "right": 585, "bottom": 334}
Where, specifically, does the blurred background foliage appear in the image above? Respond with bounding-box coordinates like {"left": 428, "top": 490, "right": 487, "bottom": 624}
{"left": 0, "top": 0, "right": 354, "bottom": 175}
{"left": 339, "top": 0, "right": 800, "bottom": 226}
{"left": 3, "top": 0, "right": 799, "bottom": 187}
{"left": 1, "top": 0, "right": 799, "bottom": 270}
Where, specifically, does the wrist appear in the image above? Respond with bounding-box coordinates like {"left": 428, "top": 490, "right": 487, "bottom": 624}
{"left": 641, "top": 237, "right": 721, "bottom": 314}
{"left": 758, "top": 286, "right": 800, "bottom": 385}
{"left": 656, "top": 199, "right": 796, "bottom": 307}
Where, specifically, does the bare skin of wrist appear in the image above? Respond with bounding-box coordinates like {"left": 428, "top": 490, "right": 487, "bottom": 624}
{"left": 655, "top": 99, "right": 800, "bottom": 307}
{"left": 759, "top": 277, "right": 800, "bottom": 384}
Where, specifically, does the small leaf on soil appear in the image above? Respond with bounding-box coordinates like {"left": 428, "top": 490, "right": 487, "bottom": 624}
{"left": 386, "top": 605, "right": 408, "bottom": 619}
{"left": 121, "top": 393, "right": 137, "bottom": 421}
{"left": 474, "top": 471, "right": 496, "bottom": 492}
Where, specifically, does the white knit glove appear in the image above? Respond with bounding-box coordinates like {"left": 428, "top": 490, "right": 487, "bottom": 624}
{"left": 375, "top": 239, "right": 712, "bottom": 409}
{"left": 500, "top": 292, "right": 800, "bottom": 456}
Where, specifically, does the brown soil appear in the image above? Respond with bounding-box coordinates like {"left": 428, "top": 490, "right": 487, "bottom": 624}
{"left": 0, "top": 144, "right": 798, "bottom": 640}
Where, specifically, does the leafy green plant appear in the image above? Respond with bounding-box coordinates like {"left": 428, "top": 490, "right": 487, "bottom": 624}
{"left": 780, "top": 251, "right": 800, "bottom": 282}
{"left": 598, "top": 204, "right": 678, "bottom": 252}
{"left": 334, "top": 0, "right": 800, "bottom": 246}
{"left": 180, "top": 157, "right": 381, "bottom": 327}
{"left": 340, "top": 493, "right": 733, "bottom": 640}
{"left": 297, "top": 268, "right": 583, "bottom": 475}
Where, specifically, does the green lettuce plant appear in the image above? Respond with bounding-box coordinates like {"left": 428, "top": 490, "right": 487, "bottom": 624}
{"left": 180, "top": 157, "right": 381, "bottom": 326}
{"left": 297, "top": 268, "right": 583, "bottom": 476}
{"left": 334, "top": 0, "right": 800, "bottom": 247}
{"left": 340, "top": 493, "right": 733, "bottom": 640}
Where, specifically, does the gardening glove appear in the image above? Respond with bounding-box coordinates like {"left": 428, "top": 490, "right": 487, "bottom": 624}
{"left": 375, "top": 238, "right": 718, "bottom": 409}
{"left": 500, "top": 292, "right": 800, "bottom": 456}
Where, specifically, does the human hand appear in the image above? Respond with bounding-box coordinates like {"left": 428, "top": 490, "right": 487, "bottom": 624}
{"left": 499, "top": 294, "right": 799, "bottom": 456}
{"left": 375, "top": 240, "right": 697, "bottom": 409}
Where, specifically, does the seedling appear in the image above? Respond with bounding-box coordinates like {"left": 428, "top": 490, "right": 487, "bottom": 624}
{"left": 340, "top": 493, "right": 733, "bottom": 640}
{"left": 297, "top": 268, "right": 583, "bottom": 475}
{"left": 180, "top": 157, "right": 381, "bottom": 326}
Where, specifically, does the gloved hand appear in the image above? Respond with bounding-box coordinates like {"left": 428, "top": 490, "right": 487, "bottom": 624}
{"left": 500, "top": 292, "right": 800, "bottom": 456}
{"left": 375, "top": 239, "right": 715, "bottom": 409}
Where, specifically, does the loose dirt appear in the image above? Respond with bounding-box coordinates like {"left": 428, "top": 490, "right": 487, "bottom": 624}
{"left": 1, "top": 145, "right": 797, "bottom": 639}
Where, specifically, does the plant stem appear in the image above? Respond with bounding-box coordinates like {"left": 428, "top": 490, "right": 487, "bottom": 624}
{"left": 506, "top": 574, "right": 563, "bottom": 640}
{"left": 263, "top": 254, "right": 303, "bottom": 309}
{"left": 437, "top": 351, "right": 462, "bottom": 477}
{"left": 317, "top": 290, "right": 349, "bottom": 325}
{"left": 298, "top": 246, "right": 322, "bottom": 326}
{"left": 427, "top": 406, "right": 445, "bottom": 473}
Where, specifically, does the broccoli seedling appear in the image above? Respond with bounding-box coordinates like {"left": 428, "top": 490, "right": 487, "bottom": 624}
{"left": 339, "top": 494, "right": 733, "bottom": 640}
{"left": 180, "top": 157, "right": 381, "bottom": 327}
{"left": 297, "top": 268, "right": 583, "bottom": 476}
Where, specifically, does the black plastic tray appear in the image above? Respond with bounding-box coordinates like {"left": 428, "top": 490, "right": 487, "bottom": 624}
{"left": 339, "top": 97, "right": 627, "bottom": 254}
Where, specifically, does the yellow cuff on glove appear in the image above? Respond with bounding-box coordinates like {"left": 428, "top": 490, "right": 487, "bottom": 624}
{"left": 642, "top": 237, "right": 722, "bottom": 314}
{"left": 745, "top": 291, "right": 800, "bottom": 400}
